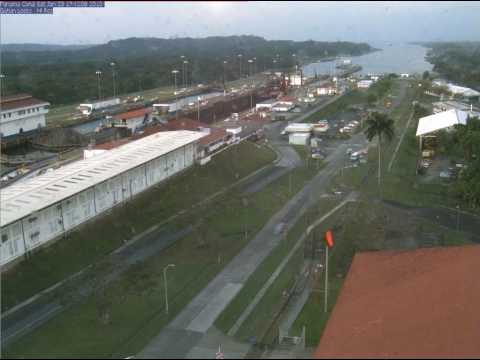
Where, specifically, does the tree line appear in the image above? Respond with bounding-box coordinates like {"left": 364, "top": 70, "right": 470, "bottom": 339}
{"left": 3, "top": 36, "right": 374, "bottom": 105}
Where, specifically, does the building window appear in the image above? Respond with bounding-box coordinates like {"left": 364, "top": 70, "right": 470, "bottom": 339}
{"left": 18, "top": 110, "right": 26, "bottom": 115}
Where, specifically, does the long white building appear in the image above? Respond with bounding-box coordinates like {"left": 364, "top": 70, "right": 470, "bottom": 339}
{"left": 0, "top": 130, "right": 205, "bottom": 267}
{"left": 0, "top": 94, "right": 50, "bottom": 137}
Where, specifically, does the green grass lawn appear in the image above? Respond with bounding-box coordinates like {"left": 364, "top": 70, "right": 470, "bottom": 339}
{"left": 4, "top": 146, "right": 325, "bottom": 359}
{"left": 2, "top": 141, "right": 275, "bottom": 312}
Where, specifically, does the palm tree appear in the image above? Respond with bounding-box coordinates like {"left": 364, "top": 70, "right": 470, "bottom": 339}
{"left": 364, "top": 112, "right": 395, "bottom": 189}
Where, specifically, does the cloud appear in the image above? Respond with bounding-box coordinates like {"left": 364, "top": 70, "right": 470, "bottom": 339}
{"left": 2, "top": 1, "right": 480, "bottom": 44}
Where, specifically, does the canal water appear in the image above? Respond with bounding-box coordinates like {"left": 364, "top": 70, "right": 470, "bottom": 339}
{"left": 303, "top": 42, "right": 433, "bottom": 77}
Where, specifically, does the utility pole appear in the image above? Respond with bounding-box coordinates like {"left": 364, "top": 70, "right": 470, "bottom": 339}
{"left": 95, "top": 70, "right": 102, "bottom": 100}
{"left": 172, "top": 70, "right": 179, "bottom": 121}
{"left": 110, "top": 62, "right": 117, "bottom": 97}
{"left": 163, "top": 264, "right": 176, "bottom": 315}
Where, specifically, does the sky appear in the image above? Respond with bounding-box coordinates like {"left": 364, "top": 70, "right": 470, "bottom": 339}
{"left": 2, "top": 1, "right": 480, "bottom": 45}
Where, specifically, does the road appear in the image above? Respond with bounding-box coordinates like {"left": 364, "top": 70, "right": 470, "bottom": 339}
{"left": 138, "top": 131, "right": 368, "bottom": 359}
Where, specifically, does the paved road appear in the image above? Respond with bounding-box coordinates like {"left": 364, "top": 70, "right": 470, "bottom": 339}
{"left": 138, "top": 132, "right": 368, "bottom": 359}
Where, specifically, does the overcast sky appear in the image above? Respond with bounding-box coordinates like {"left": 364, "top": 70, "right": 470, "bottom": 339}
{"left": 2, "top": 1, "right": 480, "bottom": 45}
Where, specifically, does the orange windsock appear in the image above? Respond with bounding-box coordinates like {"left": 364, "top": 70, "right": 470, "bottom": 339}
{"left": 325, "top": 229, "right": 334, "bottom": 248}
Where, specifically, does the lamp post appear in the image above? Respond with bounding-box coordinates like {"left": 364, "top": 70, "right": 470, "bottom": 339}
{"left": 110, "top": 62, "right": 117, "bottom": 97}
{"left": 95, "top": 70, "right": 102, "bottom": 100}
{"left": 197, "top": 96, "right": 202, "bottom": 122}
{"left": 183, "top": 60, "right": 189, "bottom": 89}
{"left": 172, "top": 70, "right": 179, "bottom": 121}
{"left": 163, "top": 264, "right": 176, "bottom": 315}
{"left": 456, "top": 205, "right": 460, "bottom": 232}
{"left": 223, "top": 60, "right": 228, "bottom": 90}
{"left": 238, "top": 54, "right": 243, "bottom": 79}
{"left": 180, "top": 55, "right": 185, "bottom": 88}
{"left": 248, "top": 59, "right": 254, "bottom": 109}
{"left": 0, "top": 74, "right": 6, "bottom": 96}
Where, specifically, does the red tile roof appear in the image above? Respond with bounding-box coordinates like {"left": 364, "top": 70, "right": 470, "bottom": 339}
{"left": 314, "top": 245, "right": 480, "bottom": 359}
{"left": 1, "top": 94, "right": 49, "bottom": 111}
{"left": 199, "top": 128, "right": 228, "bottom": 146}
{"left": 113, "top": 107, "right": 152, "bottom": 121}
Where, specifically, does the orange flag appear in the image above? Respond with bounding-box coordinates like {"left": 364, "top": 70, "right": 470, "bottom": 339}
{"left": 325, "top": 229, "right": 334, "bottom": 248}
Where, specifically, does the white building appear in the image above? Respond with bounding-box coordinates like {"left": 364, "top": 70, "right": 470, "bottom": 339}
{"left": 78, "top": 98, "right": 120, "bottom": 116}
{"left": 284, "top": 123, "right": 313, "bottom": 134}
{"left": 255, "top": 99, "right": 277, "bottom": 111}
{"left": 0, "top": 94, "right": 50, "bottom": 137}
{"left": 111, "top": 107, "right": 153, "bottom": 133}
{"left": 289, "top": 132, "right": 310, "bottom": 146}
{"left": 357, "top": 80, "right": 374, "bottom": 89}
{"left": 0, "top": 130, "right": 205, "bottom": 267}
{"left": 272, "top": 96, "right": 296, "bottom": 112}
{"left": 287, "top": 74, "right": 303, "bottom": 87}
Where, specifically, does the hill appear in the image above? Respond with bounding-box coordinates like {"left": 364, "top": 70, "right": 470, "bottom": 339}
{"left": 3, "top": 35, "right": 374, "bottom": 105}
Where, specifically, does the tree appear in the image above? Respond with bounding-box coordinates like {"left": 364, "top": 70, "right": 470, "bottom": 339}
{"left": 422, "top": 71, "right": 430, "bottom": 80}
{"left": 364, "top": 112, "right": 395, "bottom": 190}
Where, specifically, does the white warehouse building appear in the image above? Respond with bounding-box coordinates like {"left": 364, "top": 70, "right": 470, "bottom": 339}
{"left": 0, "top": 94, "right": 50, "bottom": 138}
{"left": 0, "top": 130, "right": 205, "bottom": 267}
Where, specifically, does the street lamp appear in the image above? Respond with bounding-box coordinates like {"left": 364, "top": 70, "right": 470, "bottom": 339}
{"left": 110, "top": 62, "right": 117, "bottom": 98}
{"left": 172, "top": 70, "right": 179, "bottom": 121}
{"left": 248, "top": 59, "right": 254, "bottom": 109}
{"left": 456, "top": 205, "right": 460, "bottom": 232}
{"left": 223, "top": 60, "right": 228, "bottom": 90}
{"left": 238, "top": 54, "right": 243, "bottom": 79}
{"left": 163, "top": 264, "right": 176, "bottom": 315}
{"left": 180, "top": 55, "right": 185, "bottom": 88}
{"left": 253, "top": 57, "right": 257, "bottom": 75}
{"left": 183, "top": 60, "right": 189, "bottom": 89}
{"left": 0, "top": 74, "right": 6, "bottom": 96}
{"left": 197, "top": 96, "right": 202, "bottom": 122}
{"left": 95, "top": 70, "right": 102, "bottom": 100}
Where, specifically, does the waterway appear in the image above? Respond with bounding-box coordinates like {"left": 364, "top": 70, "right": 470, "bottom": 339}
{"left": 303, "top": 42, "right": 433, "bottom": 77}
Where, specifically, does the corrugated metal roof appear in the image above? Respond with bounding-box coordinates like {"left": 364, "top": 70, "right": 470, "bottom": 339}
{"left": 416, "top": 109, "right": 468, "bottom": 137}
{"left": 0, "top": 130, "right": 205, "bottom": 227}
